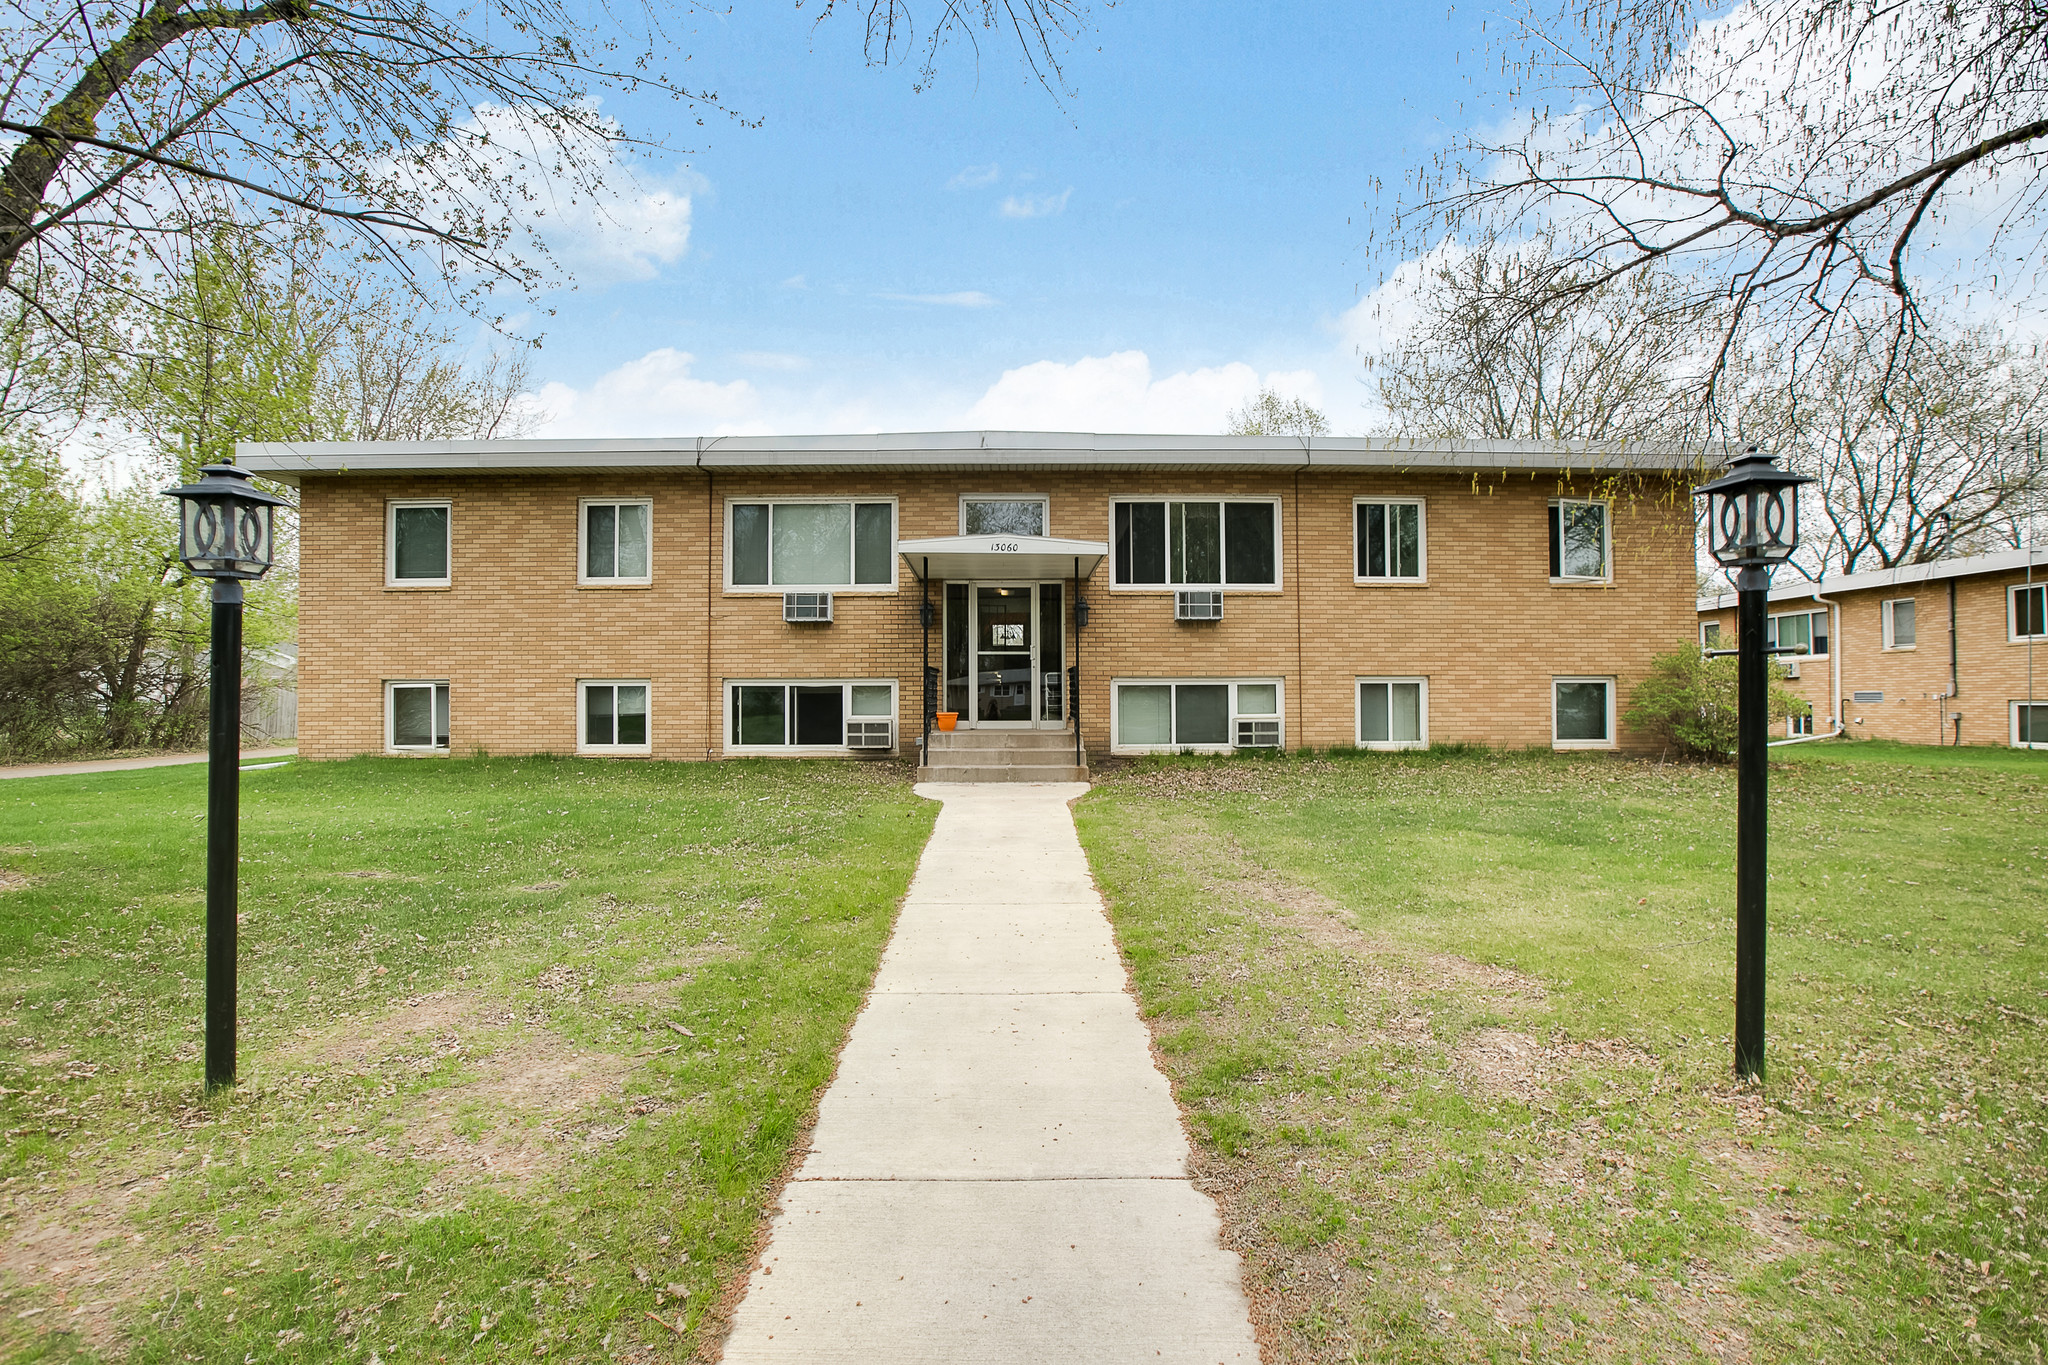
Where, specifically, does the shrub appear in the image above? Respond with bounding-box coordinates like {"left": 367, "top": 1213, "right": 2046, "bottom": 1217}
{"left": 1625, "top": 644, "right": 1804, "bottom": 759}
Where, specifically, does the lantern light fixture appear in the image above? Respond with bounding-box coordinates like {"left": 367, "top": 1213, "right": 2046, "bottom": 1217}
{"left": 1696, "top": 446, "right": 1813, "bottom": 572}
{"left": 163, "top": 463, "right": 290, "bottom": 581}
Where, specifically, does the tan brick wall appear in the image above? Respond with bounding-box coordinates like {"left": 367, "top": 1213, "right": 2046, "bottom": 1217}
{"left": 297, "top": 467, "right": 1700, "bottom": 760}
{"left": 1698, "top": 569, "right": 2048, "bottom": 745}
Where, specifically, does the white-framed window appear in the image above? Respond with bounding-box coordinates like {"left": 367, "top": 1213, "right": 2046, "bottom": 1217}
{"left": 1881, "top": 597, "right": 1916, "bottom": 649}
{"left": 1700, "top": 620, "right": 1724, "bottom": 650}
{"left": 1552, "top": 676, "right": 1616, "bottom": 749}
{"left": 1548, "top": 499, "right": 1610, "bottom": 582}
{"left": 1356, "top": 678, "right": 1428, "bottom": 749}
{"left": 2014, "top": 701, "right": 2048, "bottom": 749}
{"left": 1110, "top": 679, "right": 1283, "bottom": 753}
{"left": 386, "top": 500, "right": 451, "bottom": 587}
{"left": 579, "top": 680, "right": 650, "bottom": 753}
{"left": 1354, "top": 499, "right": 1425, "bottom": 582}
{"left": 1766, "top": 609, "right": 1829, "bottom": 659}
{"left": 726, "top": 680, "right": 896, "bottom": 751}
{"left": 385, "top": 681, "right": 450, "bottom": 753}
{"left": 580, "top": 500, "right": 652, "bottom": 585}
{"left": 726, "top": 499, "right": 896, "bottom": 592}
{"left": 1110, "top": 499, "right": 1280, "bottom": 589}
{"left": 2013, "top": 583, "right": 2047, "bottom": 642}
{"left": 961, "top": 495, "right": 1048, "bottom": 537}
{"left": 1789, "top": 710, "right": 1815, "bottom": 736}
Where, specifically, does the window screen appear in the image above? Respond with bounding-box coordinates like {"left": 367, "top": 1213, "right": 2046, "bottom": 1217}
{"left": 390, "top": 683, "right": 450, "bottom": 749}
{"left": 585, "top": 503, "right": 651, "bottom": 580}
{"left": 1884, "top": 599, "right": 1916, "bottom": 648}
{"left": 1355, "top": 502, "right": 1422, "bottom": 579}
{"left": 392, "top": 505, "right": 449, "bottom": 581}
{"left": 583, "top": 683, "right": 648, "bottom": 747}
{"left": 2015, "top": 585, "right": 2046, "bottom": 639}
{"left": 1113, "top": 501, "right": 1276, "bottom": 586}
{"left": 1554, "top": 680, "right": 1611, "bottom": 743}
{"left": 730, "top": 503, "right": 894, "bottom": 587}
{"left": 1549, "top": 501, "right": 1608, "bottom": 579}
{"left": 1359, "top": 681, "right": 1424, "bottom": 744}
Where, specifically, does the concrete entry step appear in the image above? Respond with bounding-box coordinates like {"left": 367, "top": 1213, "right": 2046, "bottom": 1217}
{"left": 919, "top": 727, "right": 1087, "bottom": 783}
{"left": 917, "top": 763, "right": 1090, "bottom": 783}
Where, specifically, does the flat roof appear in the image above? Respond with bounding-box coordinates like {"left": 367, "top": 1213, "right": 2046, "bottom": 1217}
{"left": 1697, "top": 546, "right": 2048, "bottom": 612}
{"left": 237, "top": 431, "right": 1718, "bottom": 484}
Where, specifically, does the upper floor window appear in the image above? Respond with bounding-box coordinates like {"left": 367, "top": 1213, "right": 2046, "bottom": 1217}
{"left": 1767, "top": 608, "right": 1829, "bottom": 659}
{"left": 1548, "top": 499, "right": 1609, "bottom": 582}
{"left": 387, "top": 500, "right": 450, "bottom": 587}
{"left": 581, "top": 500, "right": 651, "bottom": 585}
{"left": 962, "top": 496, "right": 1047, "bottom": 537}
{"left": 1112, "top": 499, "right": 1278, "bottom": 588}
{"left": 1354, "top": 499, "right": 1424, "bottom": 581}
{"left": 1700, "top": 620, "right": 1724, "bottom": 650}
{"left": 1881, "top": 597, "right": 1916, "bottom": 649}
{"left": 728, "top": 500, "right": 895, "bottom": 590}
{"left": 2013, "top": 583, "right": 2047, "bottom": 642}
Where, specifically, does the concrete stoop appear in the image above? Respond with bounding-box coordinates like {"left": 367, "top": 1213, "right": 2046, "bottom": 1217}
{"left": 915, "top": 726, "right": 1089, "bottom": 783}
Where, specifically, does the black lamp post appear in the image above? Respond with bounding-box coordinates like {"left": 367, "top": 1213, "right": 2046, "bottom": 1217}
{"left": 1694, "top": 447, "right": 1813, "bottom": 1081}
{"left": 162, "top": 463, "right": 288, "bottom": 1091}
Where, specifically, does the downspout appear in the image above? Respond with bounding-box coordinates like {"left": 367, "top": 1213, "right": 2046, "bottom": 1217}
{"left": 1948, "top": 576, "right": 1961, "bottom": 745}
{"left": 1809, "top": 583, "right": 1845, "bottom": 739}
{"left": 701, "top": 442, "right": 715, "bottom": 758}
{"left": 1293, "top": 439, "right": 1308, "bottom": 753}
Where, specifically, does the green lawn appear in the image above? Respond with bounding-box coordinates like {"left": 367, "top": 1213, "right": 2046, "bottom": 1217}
{"left": 1076, "top": 744, "right": 2048, "bottom": 1363}
{"left": 0, "top": 756, "right": 934, "bottom": 1362}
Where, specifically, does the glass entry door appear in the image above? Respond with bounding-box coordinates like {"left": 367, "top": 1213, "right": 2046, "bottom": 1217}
{"left": 943, "top": 582, "right": 1065, "bottom": 727}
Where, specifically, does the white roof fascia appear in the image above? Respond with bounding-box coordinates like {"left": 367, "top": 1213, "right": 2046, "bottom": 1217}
{"left": 1696, "top": 546, "right": 2048, "bottom": 612}
{"left": 236, "top": 431, "right": 1718, "bottom": 485}
{"left": 898, "top": 534, "right": 1111, "bottom": 581}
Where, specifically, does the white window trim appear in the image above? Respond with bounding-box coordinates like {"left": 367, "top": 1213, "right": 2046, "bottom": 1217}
{"left": 1108, "top": 677, "right": 1285, "bottom": 755}
{"left": 1699, "top": 620, "right": 1725, "bottom": 650}
{"left": 1549, "top": 498, "right": 1612, "bottom": 585}
{"left": 1351, "top": 497, "right": 1428, "bottom": 585}
{"left": 1106, "top": 496, "right": 1285, "bottom": 592}
{"left": 384, "top": 680, "right": 450, "bottom": 755}
{"left": 385, "top": 499, "right": 452, "bottom": 588}
{"left": 2013, "top": 700, "right": 2048, "bottom": 750}
{"left": 723, "top": 679, "right": 898, "bottom": 754}
{"left": 577, "top": 679, "right": 653, "bottom": 755}
{"left": 1788, "top": 710, "right": 1816, "bottom": 737}
{"left": 577, "top": 498, "right": 654, "bottom": 587}
{"left": 959, "top": 493, "right": 1051, "bottom": 537}
{"left": 723, "top": 497, "right": 899, "bottom": 594}
{"left": 2011, "top": 583, "right": 2048, "bottom": 643}
{"left": 1551, "top": 676, "right": 1618, "bottom": 750}
{"left": 1766, "top": 608, "right": 1830, "bottom": 660}
{"left": 1354, "top": 676, "right": 1430, "bottom": 749}
{"left": 1880, "top": 597, "right": 1917, "bottom": 650}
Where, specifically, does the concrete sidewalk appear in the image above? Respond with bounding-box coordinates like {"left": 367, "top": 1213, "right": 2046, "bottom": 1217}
{"left": 0, "top": 747, "right": 296, "bottom": 781}
{"left": 720, "top": 783, "right": 1258, "bottom": 1365}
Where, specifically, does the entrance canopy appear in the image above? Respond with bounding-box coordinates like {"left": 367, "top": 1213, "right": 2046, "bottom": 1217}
{"left": 898, "top": 534, "right": 1108, "bottom": 581}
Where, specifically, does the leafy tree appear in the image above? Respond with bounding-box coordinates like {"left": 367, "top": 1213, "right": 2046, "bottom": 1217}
{"left": 1625, "top": 644, "right": 1805, "bottom": 759}
{"left": 1225, "top": 389, "right": 1330, "bottom": 438}
{"left": 0, "top": 0, "right": 1090, "bottom": 387}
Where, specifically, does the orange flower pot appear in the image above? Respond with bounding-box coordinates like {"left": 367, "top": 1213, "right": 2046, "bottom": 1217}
{"left": 935, "top": 712, "right": 959, "bottom": 731}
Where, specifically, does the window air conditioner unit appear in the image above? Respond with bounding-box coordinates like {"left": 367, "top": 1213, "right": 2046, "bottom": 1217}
{"left": 1175, "top": 590, "right": 1223, "bottom": 621}
{"left": 783, "top": 592, "right": 833, "bottom": 623}
{"left": 845, "top": 719, "right": 894, "bottom": 749}
{"left": 1234, "top": 718, "right": 1281, "bottom": 748}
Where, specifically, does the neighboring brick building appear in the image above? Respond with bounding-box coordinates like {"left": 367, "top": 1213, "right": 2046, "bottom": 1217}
{"left": 240, "top": 433, "right": 1705, "bottom": 763}
{"left": 1696, "top": 548, "right": 2048, "bottom": 748}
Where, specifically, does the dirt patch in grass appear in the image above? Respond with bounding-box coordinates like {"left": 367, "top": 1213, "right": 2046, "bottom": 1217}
{"left": 0, "top": 870, "right": 31, "bottom": 891}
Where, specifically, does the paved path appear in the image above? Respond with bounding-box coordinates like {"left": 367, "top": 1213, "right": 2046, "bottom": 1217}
{"left": 0, "top": 747, "right": 296, "bottom": 781}
{"left": 721, "top": 782, "right": 1259, "bottom": 1365}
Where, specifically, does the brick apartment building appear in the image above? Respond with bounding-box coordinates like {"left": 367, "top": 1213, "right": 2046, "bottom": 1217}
{"left": 1696, "top": 548, "right": 2048, "bottom": 748}
{"left": 240, "top": 433, "right": 1706, "bottom": 766}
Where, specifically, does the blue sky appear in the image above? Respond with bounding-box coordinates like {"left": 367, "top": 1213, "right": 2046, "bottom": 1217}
{"left": 516, "top": 2, "right": 1510, "bottom": 438}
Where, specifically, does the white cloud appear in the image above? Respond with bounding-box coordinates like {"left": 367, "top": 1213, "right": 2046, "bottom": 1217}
{"left": 781, "top": 274, "right": 808, "bottom": 290}
{"left": 419, "top": 104, "right": 698, "bottom": 287}
{"left": 876, "top": 290, "right": 1000, "bottom": 308}
{"left": 531, "top": 348, "right": 761, "bottom": 437}
{"left": 949, "top": 163, "right": 1002, "bottom": 190}
{"left": 962, "top": 351, "right": 1322, "bottom": 434}
{"left": 998, "top": 188, "right": 1072, "bottom": 219}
